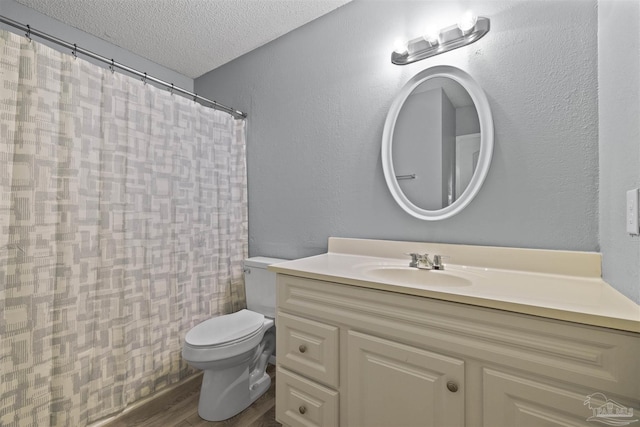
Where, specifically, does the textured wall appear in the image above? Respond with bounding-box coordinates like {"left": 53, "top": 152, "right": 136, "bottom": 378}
{"left": 0, "top": 0, "right": 193, "bottom": 90}
{"left": 195, "top": 0, "right": 599, "bottom": 261}
{"left": 598, "top": 1, "right": 640, "bottom": 303}
{"left": 196, "top": 0, "right": 599, "bottom": 261}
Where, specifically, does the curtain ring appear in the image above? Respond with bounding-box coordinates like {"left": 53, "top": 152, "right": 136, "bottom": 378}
{"left": 169, "top": 83, "right": 174, "bottom": 95}
{"left": 141, "top": 72, "right": 147, "bottom": 85}
{"left": 193, "top": 93, "right": 197, "bottom": 102}
{"left": 72, "top": 43, "right": 77, "bottom": 59}
{"left": 109, "top": 59, "right": 115, "bottom": 74}
{"left": 25, "top": 24, "right": 32, "bottom": 42}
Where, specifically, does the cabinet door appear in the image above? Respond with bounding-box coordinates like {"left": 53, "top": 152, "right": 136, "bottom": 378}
{"left": 347, "top": 330, "right": 464, "bottom": 427}
{"left": 482, "top": 368, "right": 638, "bottom": 427}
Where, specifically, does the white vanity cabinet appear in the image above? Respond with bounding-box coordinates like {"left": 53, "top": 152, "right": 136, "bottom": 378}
{"left": 275, "top": 274, "right": 640, "bottom": 427}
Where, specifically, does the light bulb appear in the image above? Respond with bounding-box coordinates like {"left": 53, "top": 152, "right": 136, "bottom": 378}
{"left": 393, "top": 38, "right": 408, "bottom": 55}
{"left": 423, "top": 28, "right": 439, "bottom": 46}
{"left": 457, "top": 11, "right": 478, "bottom": 34}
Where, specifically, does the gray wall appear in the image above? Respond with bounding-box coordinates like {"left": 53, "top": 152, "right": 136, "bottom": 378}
{"left": 456, "top": 106, "right": 480, "bottom": 136}
{"left": 195, "top": 0, "right": 599, "bottom": 262}
{"left": 598, "top": 1, "right": 640, "bottom": 303}
{"left": 394, "top": 88, "right": 444, "bottom": 210}
{"left": 1, "top": 0, "right": 193, "bottom": 91}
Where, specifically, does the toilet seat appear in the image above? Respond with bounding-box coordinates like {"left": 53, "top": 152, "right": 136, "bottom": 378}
{"left": 185, "top": 309, "right": 265, "bottom": 348}
{"left": 182, "top": 310, "right": 274, "bottom": 364}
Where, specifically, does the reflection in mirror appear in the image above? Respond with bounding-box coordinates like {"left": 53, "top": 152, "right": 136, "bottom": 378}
{"left": 381, "top": 65, "right": 493, "bottom": 221}
{"left": 392, "top": 77, "right": 480, "bottom": 210}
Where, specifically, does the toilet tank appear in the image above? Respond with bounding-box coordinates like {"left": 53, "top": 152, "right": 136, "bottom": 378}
{"left": 243, "top": 257, "right": 287, "bottom": 319}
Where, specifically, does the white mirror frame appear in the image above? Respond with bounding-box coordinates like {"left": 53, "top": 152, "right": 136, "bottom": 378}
{"left": 382, "top": 65, "right": 494, "bottom": 220}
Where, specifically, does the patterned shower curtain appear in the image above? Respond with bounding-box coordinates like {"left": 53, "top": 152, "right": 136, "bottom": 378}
{"left": 0, "top": 29, "right": 248, "bottom": 426}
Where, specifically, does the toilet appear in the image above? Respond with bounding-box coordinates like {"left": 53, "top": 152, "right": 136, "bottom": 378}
{"left": 182, "top": 256, "right": 286, "bottom": 421}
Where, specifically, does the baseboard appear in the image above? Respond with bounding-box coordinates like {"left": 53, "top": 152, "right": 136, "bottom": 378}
{"left": 88, "top": 372, "right": 204, "bottom": 427}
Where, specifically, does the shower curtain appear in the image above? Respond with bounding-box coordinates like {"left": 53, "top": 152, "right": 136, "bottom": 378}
{"left": 0, "top": 29, "right": 248, "bottom": 426}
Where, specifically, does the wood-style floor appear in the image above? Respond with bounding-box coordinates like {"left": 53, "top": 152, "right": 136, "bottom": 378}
{"left": 105, "top": 366, "right": 280, "bottom": 427}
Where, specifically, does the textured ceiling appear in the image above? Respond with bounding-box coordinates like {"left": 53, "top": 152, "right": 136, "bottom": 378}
{"left": 14, "top": 0, "right": 351, "bottom": 79}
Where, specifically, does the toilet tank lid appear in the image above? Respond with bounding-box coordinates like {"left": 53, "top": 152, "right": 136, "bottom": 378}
{"left": 185, "top": 309, "right": 265, "bottom": 347}
{"left": 244, "top": 257, "right": 288, "bottom": 269}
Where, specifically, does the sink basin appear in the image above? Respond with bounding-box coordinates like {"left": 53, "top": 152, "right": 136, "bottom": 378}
{"left": 362, "top": 266, "right": 472, "bottom": 287}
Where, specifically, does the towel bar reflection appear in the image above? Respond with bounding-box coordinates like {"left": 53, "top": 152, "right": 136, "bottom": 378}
{"left": 396, "top": 174, "right": 416, "bottom": 180}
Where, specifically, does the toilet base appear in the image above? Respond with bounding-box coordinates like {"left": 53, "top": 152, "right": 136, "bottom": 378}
{"left": 197, "top": 366, "right": 272, "bottom": 421}
{"left": 196, "top": 329, "right": 275, "bottom": 421}
{"left": 249, "top": 370, "right": 271, "bottom": 403}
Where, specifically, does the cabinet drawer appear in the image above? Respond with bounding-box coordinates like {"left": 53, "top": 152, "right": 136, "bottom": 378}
{"left": 277, "top": 311, "right": 339, "bottom": 388}
{"left": 276, "top": 366, "right": 339, "bottom": 427}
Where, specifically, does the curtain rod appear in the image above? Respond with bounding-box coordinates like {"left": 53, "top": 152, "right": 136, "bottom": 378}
{"left": 0, "top": 15, "right": 247, "bottom": 119}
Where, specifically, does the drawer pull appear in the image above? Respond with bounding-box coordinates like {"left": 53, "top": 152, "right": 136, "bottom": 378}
{"left": 299, "top": 405, "right": 307, "bottom": 414}
{"left": 446, "top": 381, "right": 459, "bottom": 393}
{"left": 299, "top": 344, "right": 307, "bottom": 353}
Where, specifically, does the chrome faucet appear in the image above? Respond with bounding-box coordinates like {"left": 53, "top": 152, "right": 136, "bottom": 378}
{"left": 407, "top": 253, "right": 447, "bottom": 270}
{"left": 407, "top": 253, "right": 434, "bottom": 270}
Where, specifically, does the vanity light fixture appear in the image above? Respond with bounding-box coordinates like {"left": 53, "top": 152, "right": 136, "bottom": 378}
{"left": 457, "top": 10, "right": 478, "bottom": 35}
{"left": 423, "top": 27, "right": 439, "bottom": 47}
{"left": 391, "top": 12, "right": 490, "bottom": 65}
{"left": 393, "top": 38, "right": 408, "bottom": 55}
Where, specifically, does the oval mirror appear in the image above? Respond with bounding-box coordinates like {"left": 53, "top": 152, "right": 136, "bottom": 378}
{"left": 382, "top": 65, "right": 494, "bottom": 220}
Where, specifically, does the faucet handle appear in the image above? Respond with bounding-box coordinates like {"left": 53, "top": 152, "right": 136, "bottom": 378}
{"left": 405, "top": 252, "right": 421, "bottom": 268}
{"left": 432, "top": 255, "right": 450, "bottom": 270}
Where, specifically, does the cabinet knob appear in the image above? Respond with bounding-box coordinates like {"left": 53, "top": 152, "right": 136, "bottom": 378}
{"left": 446, "top": 381, "right": 459, "bottom": 393}
{"left": 299, "top": 344, "right": 307, "bottom": 353}
{"left": 299, "top": 405, "right": 307, "bottom": 414}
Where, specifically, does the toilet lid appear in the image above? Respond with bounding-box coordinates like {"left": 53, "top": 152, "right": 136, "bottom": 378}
{"left": 185, "top": 309, "right": 265, "bottom": 347}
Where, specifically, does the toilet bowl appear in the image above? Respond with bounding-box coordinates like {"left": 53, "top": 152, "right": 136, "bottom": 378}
{"left": 182, "top": 257, "right": 286, "bottom": 421}
{"left": 182, "top": 309, "right": 275, "bottom": 421}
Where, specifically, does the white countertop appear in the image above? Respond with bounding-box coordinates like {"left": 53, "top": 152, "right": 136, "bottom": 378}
{"left": 269, "top": 238, "right": 640, "bottom": 333}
